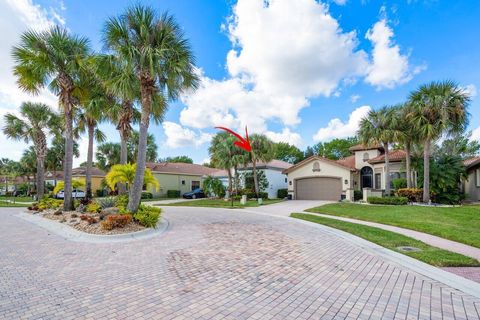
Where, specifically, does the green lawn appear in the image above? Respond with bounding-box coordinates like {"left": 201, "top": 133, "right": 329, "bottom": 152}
{"left": 0, "top": 196, "right": 34, "bottom": 203}
{"left": 161, "top": 198, "right": 283, "bottom": 208}
{"left": 291, "top": 213, "right": 480, "bottom": 267}
{"left": 0, "top": 201, "right": 30, "bottom": 207}
{"left": 306, "top": 203, "right": 480, "bottom": 248}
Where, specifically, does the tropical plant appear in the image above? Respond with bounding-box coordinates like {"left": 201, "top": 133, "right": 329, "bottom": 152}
{"left": 273, "top": 142, "right": 304, "bottom": 164}
{"left": 128, "top": 131, "right": 158, "bottom": 163}
{"left": 12, "top": 26, "right": 90, "bottom": 210}
{"left": 3, "top": 102, "right": 59, "bottom": 198}
{"left": 408, "top": 80, "right": 470, "bottom": 202}
{"left": 248, "top": 134, "right": 274, "bottom": 197}
{"left": 45, "top": 135, "right": 80, "bottom": 177}
{"left": 103, "top": 5, "right": 198, "bottom": 212}
{"left": 53, "top": 179, "right": 85, "bottom": 195}
{"left": 358, "top": 107, "right": 396, "bottom": 195}
{"left": 242, "top": 170, "right": 269, "bottom": 193}
{"left": 95, "top": 142, "right": 121, "bottom": 171}
{"left": 105, "top": 163, "right": 159, "bottom": 193}
{"left": 203, "top": 176, "right": 225, "bottom": 198}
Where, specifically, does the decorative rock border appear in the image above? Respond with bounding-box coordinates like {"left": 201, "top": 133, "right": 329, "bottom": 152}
{"left": 16, "top": 211, "right": 169, "bottom": 243}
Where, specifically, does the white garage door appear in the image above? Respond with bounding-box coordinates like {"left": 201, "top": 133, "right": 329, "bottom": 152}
{"left": 295, "top": 177, "right": 342, "bottom": 201}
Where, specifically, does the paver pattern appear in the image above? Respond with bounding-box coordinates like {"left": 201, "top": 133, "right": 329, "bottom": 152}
{"left": 1, "top": 206, "right": 480, "bottom": 319}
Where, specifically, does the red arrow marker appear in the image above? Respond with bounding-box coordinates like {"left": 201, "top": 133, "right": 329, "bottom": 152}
{"left": 215, "top": 126, "right": 252, "bottom": 152}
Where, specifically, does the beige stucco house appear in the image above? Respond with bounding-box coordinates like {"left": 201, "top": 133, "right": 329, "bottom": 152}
{"left": 283, "top": 144, "right": 413, "bottom": 201}
{"left": 462, "top": 157, "right": 480, "bottom": 201}
{"left": 145, "top": 162, "right": 218, "bottom": 197}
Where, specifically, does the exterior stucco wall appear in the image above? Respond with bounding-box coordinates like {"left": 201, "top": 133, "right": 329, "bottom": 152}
{"left": 354, "top": 150, "right": 380, "bottom": 169}
{"left": 149, "top": 173, "right": 204, "bottom": 196}
{"left": 286, "top": 159, "right": 352, "bottom": 199}
{"left": 464, "top": 167, "right": 480, "bottom": 201}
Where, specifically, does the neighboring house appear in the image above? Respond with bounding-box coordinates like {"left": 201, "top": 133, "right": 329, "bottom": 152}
{"left": 45, "top": 171, "right": 64, "bottom": 187}
{"left": 462, "top": 157, "right": 480, "bottom": 201}
{"left": 211, "top": 160, "right": 292, "bottom": 199}
{"left": 283, "top": 144, "right": 414, "bottom": 201}
{"left": 71, "top": 167, "right": 106, "bottom": 194}
{"left": 146, "top": 162, "right": 219, "bottom": 197}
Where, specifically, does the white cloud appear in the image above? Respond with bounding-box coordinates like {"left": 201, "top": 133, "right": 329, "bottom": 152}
{"left": 462, "top": 84, "right": 477, "bottom": 98}
{"left": 0, "top": 0, "right": 65, "bottom": 161}
{"left": 162, "top": 121, "right": 213, "bottom": 148}
{"left": 365, "top": 19, "right": 424, "bottom": 89}
{"left": 472, "top": 127, "right": 480, "bottom": 141}
{"left": 265, "top": 128, "right": 303, "bottom": 147}
{"left": 332, "top": 0, "right": 347, "bottom": 5}
{"left": 313, "top": 105, "right": 371, "bottom": 141}
{"left": 350, "top": 94, "right": 361, "bottom": 103}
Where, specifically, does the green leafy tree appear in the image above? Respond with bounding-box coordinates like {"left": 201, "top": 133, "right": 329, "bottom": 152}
{"left": 158, "top": 155, "right": 193, "bottom": 164}
{"left": 248, "top": 134, "right": 274, "bottom": 197}
{"left": 273, "top": 142, "right": 304, "bottom": 164}
{"left": 434, "top": 132, "right": 480, "bottom": 159}
{"left": 202, "top": 176, "right": 225, "bottom": 198}
{"left": 46, "top": 136, "right": 80, "bottom": 177}
{"left": 128, "top": 131, "right": 158, "bottom": 163}
{"left": 314, "top": 137, "right": 359, "bottom": 160}
{"left": 358, "top": 107, "right": 396, "bottom": 195}
{"left": 3, "top": 102, "right": 59, "bottom": 198}
{"left": 408, "top": 80, "right": 470, "bottom": 202}
{"left": 104, "top": 5, "right": 199, "bottom": 212}
{"left": 12, "top": 26, "right": 90, "bottom": 210}
{"left": 95, "top": 143, "right": 121, "bottom": 171}
{"left": 242, "top": 170, "right": 269, "bottom": 192}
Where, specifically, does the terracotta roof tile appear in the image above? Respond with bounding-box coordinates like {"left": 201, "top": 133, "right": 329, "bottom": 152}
{"left": 71, "top": 167, "right": 106, "bottom": 177}
{"left": 464, "top": 157, "right": 480, "bottom": 169}
{"left": 335, "top": 155, "right": 356, "bottom": 170}
{"left": 239, "top": 159, "right": 292, "bottom": 170}
{"left": 349, "top": 144, "right": 382, "bottom": 151}
{"left": 368, "top": 150, "right": 406, "bottom": 164}
{"left": 283, "top": 155, "right": 356, "bottom": 174}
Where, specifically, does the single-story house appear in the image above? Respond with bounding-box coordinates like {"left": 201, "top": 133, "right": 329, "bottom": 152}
{"left": 71, "top": 167, "right": 106, "bottom": 194}
{"left": 211, "top": 159, "right": 292, "bottom": 199}
{"left": 145, "top": 162, "right": 219, "bottom": 197}
{"left": 463, "top": 157, "right": 480, "bottom": 201}
{"left": 283, "top": 144, "right": 414, "bottom": 201}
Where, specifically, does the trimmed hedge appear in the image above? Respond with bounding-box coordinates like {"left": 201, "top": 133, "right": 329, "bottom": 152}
{"left": 354, "top": 190, "right": 363, "bottom": 201}
{"left": 277, "top": 188, "right": 288, "bottom": 199}
{"left": 167, "top": 190, "right": 180, "bottom": 198}
{"left": 396, "top": 188, "right": 423, "bottom": 202}
{"left": 368, "top": 196, "right": 408, "bottom": 205}
{"left": 141, "top": 192, "right": 153, "bottom": 199}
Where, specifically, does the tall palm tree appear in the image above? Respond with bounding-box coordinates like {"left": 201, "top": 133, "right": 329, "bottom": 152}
{"left": 248, "top": 134, "right": 274, "bottom": 198}
{"left": 95, "top": 143, "right": 121, "bottom": 171}
{"left": 391, "top": 103, "right": 418, "bottom": 188}
{"left": 408, "top": 80, "right": 470, "bottom": 202}
{"left": 358, "top": 106, "right": 396, "bottom": 196}
{"left": 104, "top": 5, "right": 199, "bottom": 212}
{"left": 128, "top": 131, "right": 158, "bottom": 163}
{"left": 3, "top": 102, "right": 59, "bottom": 198}
{"left": 12, "top": 26, "right": 90, "bottom": 210}
{"left": 209, "top": 133, "right": 238, "bottom": 201}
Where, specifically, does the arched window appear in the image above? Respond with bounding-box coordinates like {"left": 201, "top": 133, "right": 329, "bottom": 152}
{"left": 363, "top": 152, "right": 369, "bottom": 161}
{"left": 360, "top": 166, "right": 373, "bottom": 189}
{"left": 312, "top": 161, "right": 320, "bottom": 172}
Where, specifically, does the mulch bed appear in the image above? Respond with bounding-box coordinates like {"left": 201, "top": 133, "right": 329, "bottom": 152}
{"left": 29, "top": 209, "right": 145, "bottom": 235}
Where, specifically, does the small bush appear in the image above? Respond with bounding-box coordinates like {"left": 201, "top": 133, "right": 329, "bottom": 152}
{"left": 101, "top": 214, "right": 133, "bottom": 230}
{"left": 258, "top": 192, "right": 269, "bottom": 199}
{"left": 277, "top": 188, "right": 288, "bottom": 199}
{"left": 35, "top": 197, "right": 63, "bottom": 211}
{"left": 396, "top": 188, "right": 423, "bottom": 202}
{"left": 167, "top": 190, "right": 180, "bottom": 198}
{"left": 79, "top": 214, "right": 98, "bottom": 224}
{"left": 368, "top": 196, "right": 408, "bottom": 205}
{"left": 97, "top": 197, "right": 116, "bottom": 209}
{"left": 86, "top": 202, "right": 101, "bottom": 213}
{"left": 115, "top": 195, "right": 129, "bottom": 209}
{"left": 141, "top": 192, "right": 153, "bottom": 199}
{"left": 392, "top": 178, "right": 407, "bottom": 190}
{"left": 354, "top": 190, "right": 363, "bottom": 201}
{"left": 100, "top": 219, "right": 115, "bottom": 230}
{"left": 134, "top": 205, "right": 161, "bottom": 228}
{"left": 95, "top": 189, "right": 106, "bottom": 197}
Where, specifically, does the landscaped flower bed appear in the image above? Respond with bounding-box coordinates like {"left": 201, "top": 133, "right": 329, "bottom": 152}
{"left": 27, "top": 195, "right": 161, "bottom": 235}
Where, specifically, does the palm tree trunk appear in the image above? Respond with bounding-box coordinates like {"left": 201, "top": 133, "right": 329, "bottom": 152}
{"left": 252, "top": 156, "right": 259, "bottom": 198}
{"left": 63, "top": 107, "right": 74, "bottom": 211}
{"left": 127, "top": 83, "right": 151, "bottom": 213}
{"left": 86, "top": 122, "right": 94, "bottom": 199}
{"left": 117, "top": 130, "right": 128, "bottom": 195}
{"left": 227, "top": 169, "right": 233, "bottom": 207}
{"left": 405, "top": 142, "right": 412, "bottom": 188}
{"left": 423, "top": 139, "right": 431, "bottom": 203}
{"left": 384, "top": 142, "right": 390, "bottom": 196}
{"left": 35, "top": 134, "right": 47, "bottom": 199}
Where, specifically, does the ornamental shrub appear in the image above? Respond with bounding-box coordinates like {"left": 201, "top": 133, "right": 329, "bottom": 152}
{"left": 86, "top": 202, "right": 102, "bottom": 213}
{"left": 277, "top": 188, "right": 288, "bottom": 199}
{"left": 115, "top": 195, "right": 129, "bottom": 209}
{"left": 134, "top": 205, "right": 161, "bottom": 228}
{"left": 354, "top": 190, "right": 363, "bottom": 201}
{"left": 101, "top": 214, "right": 132, "bottom": 230}
{"left": 392, "top": 178, "right": 407, "bottom": 190}
{"left": 141, "top": 192, "right": 153, "bottom": 199}
{"left": 167, "top": 190, "right": 180, "bottom": 198}
{"left": 368, "top": 196, "right": 408, "bottom": 205}
{"left": 396, "top": 188, "right": 423, "bottom": 202}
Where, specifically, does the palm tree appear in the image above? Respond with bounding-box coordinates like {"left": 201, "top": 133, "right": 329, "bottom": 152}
{"left": 408, "top": 80, "right": 470, "bottom": 202}
{"left": 248, "top": 134, "right": 274, "bottom": 198}
{"left": 95, "top": 143, "right": 121, "bottom": 171}
{"left": 104, "top": 5, "right": 199, "bottom": 212}
{"left": 391, "top": 103, "right": 418, "bottom": 188}
{"left": 46, "top": 136, "right": 80, "bottom": 184}
{"left": 128, "top": 131, "right": 158, "bottom": 163}
{"left": 3, "top": 102, "right": 59, "bottom": 198}
{"left": 358, "top": 107, "right": 396, "bottom": 196}
{"left": 105, "top": 163, "right": 158, "bottom": 193}
{"left": 209, "top": 133, "right": 238, "bottom": 203}
{"left": 12, "top": 26, "right": 90, "bottom": 210}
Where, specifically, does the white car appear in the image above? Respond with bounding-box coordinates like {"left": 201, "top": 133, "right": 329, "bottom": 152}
{"left": 56, "top": 189, "right": 86, "bottom": 199}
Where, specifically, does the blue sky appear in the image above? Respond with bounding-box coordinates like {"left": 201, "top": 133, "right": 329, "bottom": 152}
{"left": 0, "top": 0, "right": 479, "bottom": 165}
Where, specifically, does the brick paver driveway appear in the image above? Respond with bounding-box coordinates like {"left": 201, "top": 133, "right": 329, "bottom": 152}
{"left": 1, "top": 207, "right": 480, "bottom": 320}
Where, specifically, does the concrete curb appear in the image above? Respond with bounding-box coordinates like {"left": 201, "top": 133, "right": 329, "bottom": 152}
{"left": 16, "top": 211, "right": 169, "bottom": 244}
{"left": 240, "top": 208, "right": 480, "bottom": 299}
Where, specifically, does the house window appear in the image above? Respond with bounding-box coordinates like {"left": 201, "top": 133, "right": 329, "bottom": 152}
{"left": 476, "top": 169, "right": 480, "bottom": 187}
{"left": 312, "top": 162, "right": 320, "bottom": 172}
{"left": 285, "top": 177, "right": 287, "bottom": 183}
{"left": 191, "top": 181, "right": 200, "bottom": 191}
{"left": 363, "top": 152, "right": 369, "bottom": 161}
{"left": 375, "top": 173, "right": 381, "bottom": 189}
{"left": 181, "top": 180, "right": 185, "bottom": 185}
